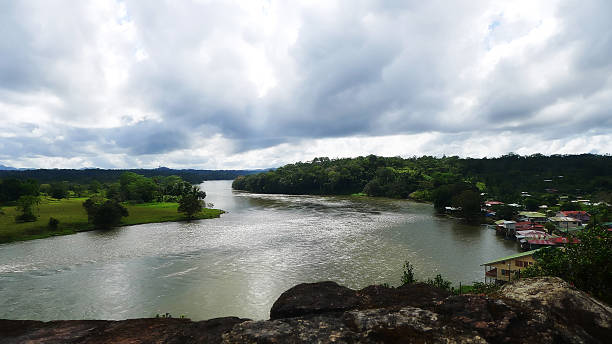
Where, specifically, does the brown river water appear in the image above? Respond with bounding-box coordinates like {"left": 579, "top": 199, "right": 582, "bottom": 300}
{"left": 0, "top": 180, "right": 517, "bottom": 320}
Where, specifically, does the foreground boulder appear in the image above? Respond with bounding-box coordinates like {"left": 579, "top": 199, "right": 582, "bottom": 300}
{"left": 1, "top": 277, "right": 610, "bottom": 343}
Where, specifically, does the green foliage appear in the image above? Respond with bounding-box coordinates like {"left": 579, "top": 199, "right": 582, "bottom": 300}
{"left": 89, "top": 180, "right": 102, "bottom": 193}
{"left": 425, "top": 274, "right": 453, "bottom": 291}
{"left": 50, "top": 182, "right": 69, "bottom": 199}
{"left": 15, "top": 195, "right": 40, "bottom": 223}
{"left": 401, "top": 261, "right": 416, "bottom": 285}
{"left": 48, "top": 217, "right": 59, "bottom": 230}
{"left": 495, "top": 205, "right": 517, "bottom": 220}
{"left": 178, "top": 185, "right": 206, "bottom": 219}
{"left": 560, "top": 202, "right": 581, "bottom": 211}
{"left": 0, "top": 197, "right": 224, "bottom": 244}
{"left": 120, "top": 172, "right": 158, "bottom": 202}
{"left": 0, "top": 168, "right": 256, "bottom": 185}
{"left": 523, "top": 198, "right": 540, "bottom": 211}
{"left": 470, "top": 282, "right": 501, "bottom": 295}
{"left": 522, "top": 225, "right": 612, "bottom": 303}
{"left": 451, "top": 189, "right": 482, "bottom": 222}
{"left": 83, "top": 198, "right": 129, "bottom": 229}
{"left": 544, "top": 222, "right": 557, "bottom": 233}
{"left": 0, "top": 178, "right": 39, "bottom": 203}
{"left": 232, "top": 154, "right": 612, "bottom": 206}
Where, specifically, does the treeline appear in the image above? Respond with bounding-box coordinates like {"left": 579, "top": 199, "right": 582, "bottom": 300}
{"left": 0, "top": 179, "right": 39, "bottom": 203}
{"left": 232, "top": 154, "right": 612, "bottom": 216}
{"left": 0, "top": 172, "right": 202, "bottom": 205}
{"left": 0, "top": 167, "right": 263, "bottom": 184}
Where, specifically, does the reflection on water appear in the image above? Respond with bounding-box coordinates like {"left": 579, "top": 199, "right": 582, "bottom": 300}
{"left": 0, "top": 180, "right": 518, "bottom": 321}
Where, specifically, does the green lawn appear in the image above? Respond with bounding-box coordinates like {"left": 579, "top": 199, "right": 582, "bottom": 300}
{"left": 0, "top": 197, "right": 224, "bottom": 244}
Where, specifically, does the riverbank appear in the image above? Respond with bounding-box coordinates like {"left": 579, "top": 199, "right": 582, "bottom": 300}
{"left": 0, "top": 197, "right": 224, "bottom": 244}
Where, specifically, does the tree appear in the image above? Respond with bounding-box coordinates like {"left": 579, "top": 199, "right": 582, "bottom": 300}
{"left": 496, "top": 205, "right": 517, "bottom": 220}
{"left": 89, "top": 180, "right": 102, "bottom": 193}
{"left": 522, "top": 225, "right": 612, "bottom": 303}
{"left": 15, "top": 195, "right": 40, "bottom": 222}
{"left": 560, "top": 202, "right": 581, "bottom": 211}
{"left": 452, "top": 189, "right": 482, "bottom": 222}
{"left": 119, "top": 172, "right": 158, "bottom": 202}
{"left": 50, "top": 182, "right": 69, "bottom": 199}
{"left": 178, "top": 185, "right": 206, "bottom": 219}
{"left": 0, "top": 178, "right": 39, "bottom": 202}
{"left": 83, "top": 197, "right": 129, "bottom": 229}
{"left": 523, "top": 198, "right": 540, "bottom": 211}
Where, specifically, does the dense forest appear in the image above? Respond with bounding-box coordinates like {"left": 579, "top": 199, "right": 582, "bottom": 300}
{"left": 232, "top": 154, "right": 612, "bottom": 216}
{"left": 0, "top": 167, "right": 262, "bottom": 184}
{"left": 0, "top": 172, "right": 206, "bottom": 204}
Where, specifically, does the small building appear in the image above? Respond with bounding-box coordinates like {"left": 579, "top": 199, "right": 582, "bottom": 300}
{"left": 523, "top": 239, "right": 556, "bottom": 250}
{"left": 557, "top": 211, "right": 590, "bottom": 223}
{"left": 514, "top": 221, "right": 545, "bottom": 232}
{"left": 482, "top": 250, "right": 538, "bottom": 284}
{"left": 551, "top": 237, "right": 580, "bottom": 245}
{"left": 518, "top": 211, "right": 547, "bottom": 224}
{"left": 485, "top": 201, "right": 504, "bottom": 207}
{"left": 548, "top": 216, "right": 581, "bottom": 230}
{"left": 494, "top": 220, "right": 516, "bottom": 236}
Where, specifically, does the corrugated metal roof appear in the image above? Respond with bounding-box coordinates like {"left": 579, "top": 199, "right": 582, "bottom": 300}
{"left": 482, "top": 249, "right": 540, "bottom": 266}
{"left": 527, "top": 239, "right": 555, "bottom": 245}
{"left": 519, "top": 211, "right": 547, "bottom": 218}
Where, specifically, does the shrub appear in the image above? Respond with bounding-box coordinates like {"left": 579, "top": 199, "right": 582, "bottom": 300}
{"left": 15, "top": 213, "right": 37, "bottom": 223}
{"left": 521, "top": 225, "right": 611, "bottom": 303}
{"left": 425, "top": 274, "right": 453, "bottom": 291}
{"left": 401, "top": 261, "right": 416, "bottom": 285}
{"left": 471, "top": 282, "right": 500, "bottom": 295}
{"left": 83, "top": 198, "right": 129, "bottom": 229}
{"left": 48, "top": 217, "right": 60, "bottom": 230}
{"left": 14, "top": 195, "right": 39, "bottom": 223}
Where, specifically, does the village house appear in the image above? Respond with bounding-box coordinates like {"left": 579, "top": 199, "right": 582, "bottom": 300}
{"left": 482, "top": 250, "right": 538, "bottom": 284}
{"left": 548, "top": 216, "right": 582, "bottom": 230}
{"left": 485, "top": 201, "right": 504, "bottom": 207}
{"left": 557, "top": 210, "right": 590, "bottom": 222}
{"left": 518, "top": 211, "right": 547, "bottom": 224}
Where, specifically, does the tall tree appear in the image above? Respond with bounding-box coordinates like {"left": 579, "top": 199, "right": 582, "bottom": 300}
{"left": 15, "top": 195, "right": 40, "bottom": 222}
{"left": 178, "top": 185, "right": 206, "bottom": 219}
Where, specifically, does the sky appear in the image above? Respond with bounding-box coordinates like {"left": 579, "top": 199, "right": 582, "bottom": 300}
{"left": 1, "top": 0, "right": 611, "bottom": 169}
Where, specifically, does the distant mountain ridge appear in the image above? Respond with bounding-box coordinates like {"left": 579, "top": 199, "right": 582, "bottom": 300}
{"left": 0, "top": 164, "right": 19, "bottom": 170}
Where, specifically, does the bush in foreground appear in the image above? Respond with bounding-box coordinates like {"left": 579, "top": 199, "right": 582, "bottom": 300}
{"left": 521, "top": 225, "right": 611, "bottom": 303}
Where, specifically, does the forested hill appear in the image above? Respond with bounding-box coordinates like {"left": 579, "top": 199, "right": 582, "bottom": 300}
{"left": 232, "top": 154, "right": 612, "bottom": 204}
{"left": 0, "top": 168, "right": 263, "bottom": 184}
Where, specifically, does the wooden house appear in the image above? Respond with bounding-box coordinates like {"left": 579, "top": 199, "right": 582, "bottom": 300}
{"left": 482, "top": 249, "right": 538, "bottom": 284}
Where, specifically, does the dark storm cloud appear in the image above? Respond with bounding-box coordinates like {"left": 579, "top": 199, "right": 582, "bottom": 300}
{"left": 110, "top": 121, "right": 191, "bottom": 155}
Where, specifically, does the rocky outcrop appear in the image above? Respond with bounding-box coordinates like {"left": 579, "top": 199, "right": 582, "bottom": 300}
{"left": 1, "top": 277, "right": 610, "bottom": 343}
{"left": 0, "top": 317, "right": 247, "bottom": 344}
{"left": 269, "top": 281, "right": 451, "bottom": 319}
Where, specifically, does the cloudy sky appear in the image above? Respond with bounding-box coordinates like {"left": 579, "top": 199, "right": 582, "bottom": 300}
{"left": 1, "top": 0, "right": 611, "bottom": 169}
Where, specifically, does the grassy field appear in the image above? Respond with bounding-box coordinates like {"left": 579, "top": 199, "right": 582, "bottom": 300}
{"left": 0, "top": 197, "right": 224, "bottom": 244}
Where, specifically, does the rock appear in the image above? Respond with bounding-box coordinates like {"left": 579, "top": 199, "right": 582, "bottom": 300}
{"left": 2, "top": 277, "right": 610, "bottom": 343}
{"left": 270, "top": 281, "right": 361, "bottom": 319}
{"left": 501, "top": 277, "right": 612, "bottom": 343}
{"left": 270, "top": 281, "right": 451, "bottom": 320}
{"left": 0, "top": 317, "right": 247, "bottom": 344}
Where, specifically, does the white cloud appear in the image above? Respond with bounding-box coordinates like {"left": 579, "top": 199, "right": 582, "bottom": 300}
{"left": 0, "top": 0, "right": 610, "bottom": 169}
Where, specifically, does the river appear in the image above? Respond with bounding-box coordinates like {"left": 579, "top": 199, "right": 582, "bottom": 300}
{"left": 0, "top": 180, "right": 518, "bottom": 321}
